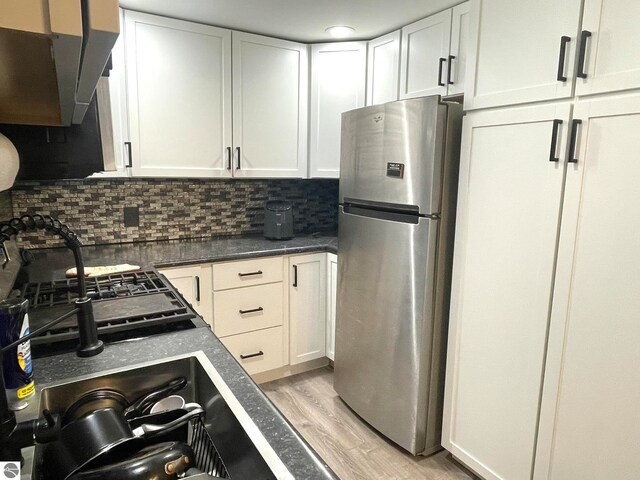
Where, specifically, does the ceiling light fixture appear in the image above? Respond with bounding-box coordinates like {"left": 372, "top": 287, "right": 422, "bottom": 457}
{"left": 325, "top": 25, "right": 355, "bottom": 38}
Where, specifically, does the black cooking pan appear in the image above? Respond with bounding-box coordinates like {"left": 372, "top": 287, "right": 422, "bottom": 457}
{"left": 67, "top": 441, "right": 195, "bottom": 480}
{"left": 44, "top": 404, "right": 204, "bottom": 480}
{"left": 62, "top": 377, "right": 187, "bottom": 425}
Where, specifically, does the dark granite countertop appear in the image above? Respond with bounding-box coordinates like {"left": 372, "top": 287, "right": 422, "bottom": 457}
{"left": 16, "top": 233, "right": 338, "bottom": 479}
{"left": 24, "top": 233, "right": 338, "bottom": 283}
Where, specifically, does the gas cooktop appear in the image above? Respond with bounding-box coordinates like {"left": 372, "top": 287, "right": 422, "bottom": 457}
{"left": 21, "top": 270, "right": 207, "bottom": 356}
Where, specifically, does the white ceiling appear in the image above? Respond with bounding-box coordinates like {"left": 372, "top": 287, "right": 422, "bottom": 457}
{"left": 118, "top": 0, "right": 460, "bottom": 42}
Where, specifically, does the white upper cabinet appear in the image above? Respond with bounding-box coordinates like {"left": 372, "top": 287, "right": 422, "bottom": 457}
{"left": 575, "top": 0, "right": 640, "bottom": 97}
{"left": 232, "top": 32, "right": 308, "bottom": 178}
{"left": 366, "top": 30, "right": 401, "bottom": 105}
{"left": 123, "top": 13, "right": 308, "bottom": 179}
{"left": 465, "top": 0, "right": 582, "bottom": 110}
{"left": 534, "top": 94, "right": 640, "bottom": 480}
{"left": 309, "top": 42, "right": 366, "bottom": 178}
{"left": 398, "top": 2, "right": 470, "bottom": 100}
{"left": 448, "top": 2, "right": 471, "bottom": 96}
{"left": 124, "top": 11, "right": 232, "bottom": 177}
{"left": 399, "top": 9, "right": 452, "bottom": 99}
{"left": 443, "top": 102, "right": 572, "bottom": 480}
{"left": 92, "top": 12, "right": 130, "bottom": 179}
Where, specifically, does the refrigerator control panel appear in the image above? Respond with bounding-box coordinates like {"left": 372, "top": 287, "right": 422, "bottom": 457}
{"left": 386, "top": 162, "right": 405, "bottom": 178}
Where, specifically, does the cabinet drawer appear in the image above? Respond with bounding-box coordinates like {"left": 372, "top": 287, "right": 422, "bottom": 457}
{"left": 220, "top": 326, "right": 284, "bottom": 375}
{"left": 212, "top": 257, "right": 283, "bottom": 291}
{"left": 214, "top": 283, "right": 283, "bottom": 337}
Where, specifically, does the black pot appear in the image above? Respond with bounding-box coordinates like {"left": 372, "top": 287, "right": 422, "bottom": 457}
{"left": 68, "top": 441, "right": 195, "bottom": 480}
{"left": 44, "top": 404, "right": 204, "bottom": 480}
{"left": 62, "top": 377, "right": 187, "bottom": 425}
{"left": 61, "top": 389, "right": 128, "bottom": 425}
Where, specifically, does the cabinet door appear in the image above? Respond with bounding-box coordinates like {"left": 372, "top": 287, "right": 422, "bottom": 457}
{"left": 90, "top": 11, "right": 131, "bottom": 180}
{"left": 124, "top": 11, "right": 232, "bottom": 177}
{"left": 289, "top": 254, "right": 326, "bottom": 365}
{"left": 534, "top": 94, "right": 640, "bottom": 480}
{"left": 232, "top": 32, "right": 308, "bottom": 178}
{"left": 309, "top": 42, "right": 366, "bottom": 178}
{"left": 447, "top": 2, "right": 470, "bottom": 96}
{"left": 326, "top": 253, "right": 337, "bottom": 361}
{"left": 575, "top": 0, "right": 640, "bottom": 97}
{"left": 442, "top": 102, "right": 572, "bottom": 480}
{"left": 399, "top": 9, "right": 452, "bottom": 99}
{"left": 366, "top": 30, "right": 401, "bottom": 105}
{"left": 464, "top": 0, "right": 582, "bottom": 110}
{"left": 159, "top": 265, "right": 213, "bottom": 327}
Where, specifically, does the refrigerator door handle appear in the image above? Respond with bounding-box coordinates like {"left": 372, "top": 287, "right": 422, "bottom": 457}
{"left": 343, "top": 204, "right": 421, "bottom": 224}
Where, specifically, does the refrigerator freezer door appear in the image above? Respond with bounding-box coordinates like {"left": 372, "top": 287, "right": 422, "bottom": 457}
{"left": 334, "top": 206, "right": 439, "bottom": 454}
{"left": 339, "top": 96, "right": 447, "bottom": 214}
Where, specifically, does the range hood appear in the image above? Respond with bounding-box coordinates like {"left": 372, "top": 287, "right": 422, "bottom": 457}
{"left": 0, "top": 77, "right": 117, "bottom": 180}
{"left": 0, "top": 0, "right": 119, "bottom": 126}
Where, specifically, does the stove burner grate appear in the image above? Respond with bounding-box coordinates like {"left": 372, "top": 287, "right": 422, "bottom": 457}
{"left": 21, "top": 270, "right": 205, "bottom": 354}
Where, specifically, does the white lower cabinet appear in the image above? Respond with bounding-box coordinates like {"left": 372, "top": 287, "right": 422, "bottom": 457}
{"left": 220, "top": 327, "right": 285, "bottom": 376}
{"left": 161, "top": 253, "right": 335, "bottom": 379}
{"left": 288, "top": 254, "right": 327, "bottom": 365}
{"left": 326, "top": 253, "right": 337, "bottom": 361}
{"left": 211, "top": 257, "right": 286, "bottom": 375}
{"left": 158, "top": 265, "right": 213, "bottom": 327}
{"left": 442, "top": 102, "right": 571, "bottom": 480}
{"left": 213, "top": 283, "right": 284, "bottom": 338}
{"left": 534, "top": 94, "right": 640, "bottom": 480}
{"left": 445, "top": 94, "right": 640, "bottom": 480}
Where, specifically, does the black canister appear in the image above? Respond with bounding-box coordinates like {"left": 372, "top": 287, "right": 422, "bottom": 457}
{"left": 264, "top": 200, "right": 294, "bottom": 240}
{"left": 0, "top": 298, "right": 35, "bottom": 410}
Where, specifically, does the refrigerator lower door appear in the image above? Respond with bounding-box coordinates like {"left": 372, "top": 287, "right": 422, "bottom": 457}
{"left": 334, "top": 206, "right": 439, "bottom": 455}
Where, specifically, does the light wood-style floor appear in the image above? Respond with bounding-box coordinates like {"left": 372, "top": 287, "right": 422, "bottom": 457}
{"left": 262, "top": 367, "right": 476, "bottom": 480}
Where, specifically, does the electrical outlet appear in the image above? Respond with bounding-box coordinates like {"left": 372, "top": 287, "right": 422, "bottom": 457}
{"left": 123, "top": 207, "right": 140, "bottom": 228}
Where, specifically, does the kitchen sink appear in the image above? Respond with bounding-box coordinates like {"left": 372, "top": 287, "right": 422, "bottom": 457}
{"left": 30, "top": 351, "right": 291, "bottom": 479}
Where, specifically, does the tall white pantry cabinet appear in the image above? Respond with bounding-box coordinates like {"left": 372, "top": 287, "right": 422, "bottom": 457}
{"left": 443, "top": 1, "right": 640, "bottom": 479}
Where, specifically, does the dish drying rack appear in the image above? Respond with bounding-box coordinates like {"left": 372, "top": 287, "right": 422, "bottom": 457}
{"left": 189, "top": 417, "right": 231, "bottom": 478}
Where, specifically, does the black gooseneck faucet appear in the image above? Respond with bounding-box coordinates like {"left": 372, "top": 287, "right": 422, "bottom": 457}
{"left": 0, "top": 215, "right": 104, "bottom": 462}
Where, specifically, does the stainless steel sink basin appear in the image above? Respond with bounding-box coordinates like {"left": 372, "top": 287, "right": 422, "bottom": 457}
{"left": 30, "top": 351, "right": 292, "bottom": 479}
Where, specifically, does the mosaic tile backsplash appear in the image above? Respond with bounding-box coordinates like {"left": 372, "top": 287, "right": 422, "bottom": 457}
{"left": 4, "top": 178, "right": 338, "bottom": 248}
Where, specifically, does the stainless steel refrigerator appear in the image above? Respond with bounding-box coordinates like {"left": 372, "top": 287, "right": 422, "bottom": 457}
{"left": 334, "top": 96, "right": 462, "bottom": 456}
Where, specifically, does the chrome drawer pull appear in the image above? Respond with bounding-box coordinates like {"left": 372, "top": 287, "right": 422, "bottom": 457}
{"left": 240, "top": 351, "right": 264, "bottom": 360}
{"left": 238, "top": 270, "right": 263, "bottom": 277}
{"left": 239, "top": 307, "right": 264, "bottom": 315}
